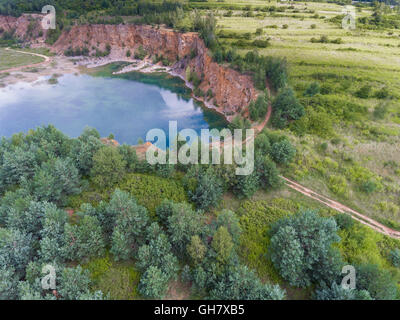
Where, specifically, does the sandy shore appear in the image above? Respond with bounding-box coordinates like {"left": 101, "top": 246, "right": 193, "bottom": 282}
{"left": 0, "top": 55, "right": 81, "bottom": 87}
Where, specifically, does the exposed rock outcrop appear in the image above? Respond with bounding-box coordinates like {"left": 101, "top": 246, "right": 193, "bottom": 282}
{"left": 0, "top": 14, "right": 46, "bottom": 42}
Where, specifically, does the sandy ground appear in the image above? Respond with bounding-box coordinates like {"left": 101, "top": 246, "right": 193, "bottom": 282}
{"left": 0, "top": 55, "right": 81, "bottom": 87}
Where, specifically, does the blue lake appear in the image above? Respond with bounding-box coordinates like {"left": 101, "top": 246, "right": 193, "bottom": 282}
{"left": 0, "top": 66, "right": 227, "bottom": 146}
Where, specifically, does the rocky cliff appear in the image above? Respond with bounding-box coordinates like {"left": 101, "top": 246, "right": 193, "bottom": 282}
{"left": 0, "top": 15, "right": 257, "bottom": 114}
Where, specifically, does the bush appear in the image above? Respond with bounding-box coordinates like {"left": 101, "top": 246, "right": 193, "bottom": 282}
{"left": 328, "top": 175, "right": 348, "bottom": 196}
{"left": 304, "top": 82, "right": 321, "bottom": 97}
{"left": 269, "top": 209, "right": 342, "bottom": 288}
{"left": 375, "top": 87, "right": 389, "bottom": 99}
{"left": 373, "top": 104, "right": 388, "bottom": 120}
{"left": 184, "top": 167, "right": 223, "bottom": 210}
{"left": 272, "top": 87, "right": 305, "bottom": 128}
{"left": 134, "top": 45, "right": 147, "bottom": 60}
{"left": 355, "top": 85, "right": 372, "bottom": 99}
{"left": 390, "top": 248, "right": 400, "bottom": 268}
{"left": 334, "top": 213, "right": 354, "bottom": 231}
{"left": 270, "top": 140, "right": 296, "bottom": 165}
{"left": 356, "top": 263, "right": 398, "bottom": 300}
{"left": 120, "top": 173, "right": 187, "bottom": 215}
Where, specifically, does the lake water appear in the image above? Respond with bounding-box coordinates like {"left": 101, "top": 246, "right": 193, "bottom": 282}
{"left": 0, "top": 66, "right": 227, "bottom": 146}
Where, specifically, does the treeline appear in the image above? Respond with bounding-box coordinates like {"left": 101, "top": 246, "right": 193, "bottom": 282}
{"left": 0, "top": 0, "right": 186, "bottom": 18}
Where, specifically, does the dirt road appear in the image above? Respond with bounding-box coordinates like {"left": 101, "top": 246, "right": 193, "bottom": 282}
{"left": 282, "top": 176, "right": 400, "bottom": 239}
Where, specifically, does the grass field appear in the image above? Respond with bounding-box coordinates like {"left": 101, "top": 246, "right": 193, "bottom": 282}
{"left": 0, "top": 47, "right": 45, "bottom": 71}
{"left": 189, "top": 0, "right": 400, "bottom": 228}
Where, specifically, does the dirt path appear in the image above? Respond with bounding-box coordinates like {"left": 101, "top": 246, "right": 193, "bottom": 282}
{"left": 255, "top": 85, "right": 400, "bottom": 239}
{"left": 0, "top": 47, "right": 51, "bottom": 73}
{"left": 281, "top": 176, "right": 400, "bottom": 239}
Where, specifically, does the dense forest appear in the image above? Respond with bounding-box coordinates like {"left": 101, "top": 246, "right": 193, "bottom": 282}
{"left": 1, "top": 124, "right": 398, "bottom": 300}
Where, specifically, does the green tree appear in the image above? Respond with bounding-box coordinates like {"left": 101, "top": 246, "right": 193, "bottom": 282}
{"left": 390, "top": 248, "right": 400, "bottom": 268}
{"left": 6, "top": 201, "right": 56, "bottom": 239}
{"left": 0, "top": 266, "right": 19, "bottom": 300}
{"left": 137, "top": 231, "right": 179, "bottom": 279}
{"left": 91, "top": 146, "right": 126, "bottom": 188}
{"left": 185, "top": 167, "right": 223, "bottom": 210}
{"left": 63, "top": 215, "right": 105, "bottom": 261}
{"left": 118, "top": 144, "right": 138, "bottom": 172}
{"left": 187, "top": 235, "right": 207, "bottom": 265}
{"left": 139, "top": 266, "right": 169, "bottom": 299}
{"left": 166, "top": 202, "right": 205, "bottom": 256}
{"left": 233, "top": 171, "right": 260, "bottom": 199}
{"left": 212, "top": 226, "right": 234, "bottom": 265}
{"left": 314, "top": 282, "right": 373, "bottom": 300}
{"left": 31, "top": 157, "right": 81, "bottom": 205}
{"left": 39, "top": 206, "right": 68, "bottom": 264}
{"left": 270, "top": 140, "right": 296, "bottom": 165}
{"left": 255, "top": 133, "right": 271, "bottom": 155}
{"left": 269, "top": 209, "right": 341, "bottom": 288}
{"left": 0, "top": 228, "right": 34, "bottom": 278}
{"left": 272, "top": 87, "right": 305, "bottom": 128}
{"left": 110, "top": 190, "right": 149, "bottom": 260}
{"left": 209, "top": 265, "right": 286, "bottom": 300}
{"left": 356, "top": 263, "right": 397, "bottom": 300}
{"left": 69, "top": 127, "right": 103, "bottom": 176}
{"left": 214, "top": 210, "right": 241, "bottom": 246}
{"left": 58, "top": 266, "right": 93, "bottom": 300}
{"left": 0, "top": 147, "right": 37, "bottom": 189}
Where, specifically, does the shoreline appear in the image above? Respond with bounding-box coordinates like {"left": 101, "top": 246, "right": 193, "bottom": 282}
{"left": 77, "top": 56, "right": 234, "bottom": 123}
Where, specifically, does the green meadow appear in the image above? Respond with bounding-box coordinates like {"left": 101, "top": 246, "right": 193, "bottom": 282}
{"left": 190, "top": 0, "right": 400, "bottom": 228}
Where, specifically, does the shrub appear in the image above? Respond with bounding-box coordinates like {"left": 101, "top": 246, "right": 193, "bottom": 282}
{"left": 328, "top": 175, "right": 348, "bottom": 196}
{"left": 334, "top": 213, "right": 354, "bottom": 231}
{"left": 272, "top": 87, "right": 305, "bottom": 128}
{"left": 390, "top": 248, "right": 400, "bottom": 268}
{"left": 270, "top": 140, "right": 296, "bottom": 165}
{"left": 375, "top": 87, "right": 389, "bottom": 99}
{"left": 304, "top": 82, "right": 321, "bottom": 97}
{"left": 238, "top": 199, "right": 294, "bottom": 280}
{"left": 356, "top": 263, "right": 397, "bottom": 300}
{"left": 134, "top": 45, "right": 147, "bottom": 60}
{"left": 90, "top": 146, "right": 126, "bottom": 188}
{"left": 373, "top": 104, "right": 388, "bottom": 120}
{"left": 120, "top": 173, "right": 187, "bottom": 215}
{"left": 184, "top": 167, "right": 223, "bottom": 210}
{"left": 355, "top": 85, "right": 372, "bottom": 99}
